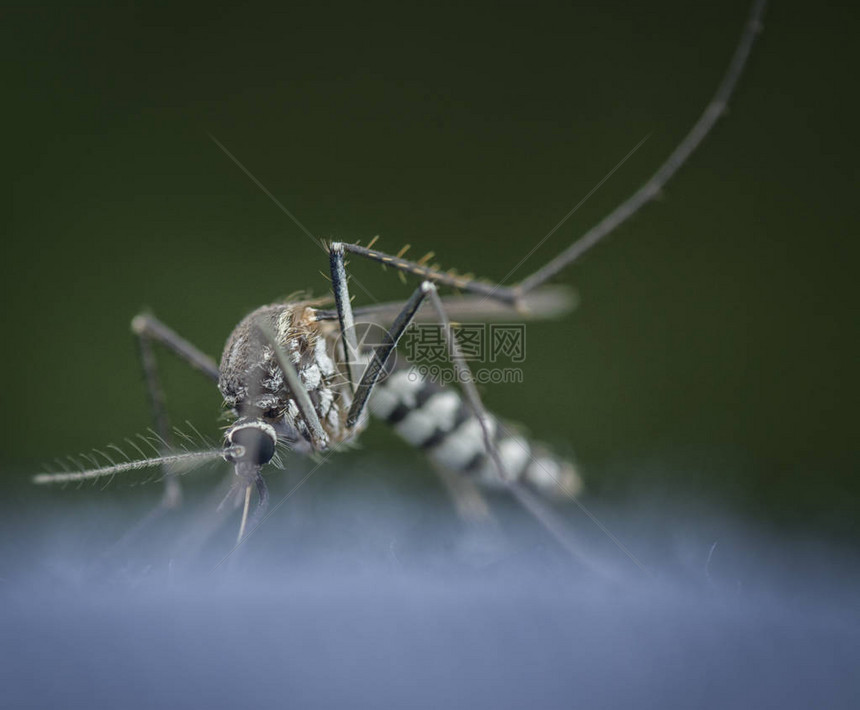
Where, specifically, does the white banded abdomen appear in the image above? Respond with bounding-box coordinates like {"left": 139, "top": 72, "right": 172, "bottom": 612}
{"left": 368, "top": 367, "right": 582, "bottom": 498}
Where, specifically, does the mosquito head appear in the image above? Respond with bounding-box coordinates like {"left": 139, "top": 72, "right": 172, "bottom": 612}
{"left": 224, "top": 418, "right": 278, "bottom": 470}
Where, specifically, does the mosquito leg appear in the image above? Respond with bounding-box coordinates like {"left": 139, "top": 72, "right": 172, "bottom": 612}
{"left": 133, "top": 324, "right": 178, "bottom": 508}
{"left": 431, "top": 460, "right": 494, "bottom": 524}
{"left": 346, "top": 281, "right": 433, "bottom": 429}
{"left": 331, "top": 1, "right": 766, "bottom": 303}
{"left": 134, "top": 330, "right": 173, "bottom": 504}
{"left": 516, "top": 0, "right": 767, "bottom": 293}
{"left": 131, "top": 314, "right": 220, "bottom": 381}
{"left": 424, "top": 285, "right": 596, "bottom": 564}
{"left": 327, "top": 272, "right": 496, "bottom": 527}
{"left": 332, "top": 242, "right": 520, "bottom": 306}
{"left": 329, "top": 259, "right": 588, "bottom": 559}
{"left": 131, "top": 313, "right": 220, "bottom": 507}
{"left": 328, "top": 249, "right": 503, "bottom": 521}
{"left": 423, "top": 284, "right": 508, "bottom": 483}
{"left": 328, "top": 242, "right": 361, "bottom": 390}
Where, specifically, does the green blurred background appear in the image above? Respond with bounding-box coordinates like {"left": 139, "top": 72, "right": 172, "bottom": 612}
{"left": 3, "top": 1, "right": 857, "bottom": 537}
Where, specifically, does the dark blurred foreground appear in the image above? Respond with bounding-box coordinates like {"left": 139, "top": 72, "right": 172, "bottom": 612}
{"left": 2, "top": 470, "right": 859, "bottom": 710}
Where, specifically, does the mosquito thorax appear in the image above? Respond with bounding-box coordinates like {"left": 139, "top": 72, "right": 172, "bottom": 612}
{"left": 218, "top": 300, "right": 355, "bottom": 450}
{"left": 224, "top": 419, "right": 278, "bottom": 467}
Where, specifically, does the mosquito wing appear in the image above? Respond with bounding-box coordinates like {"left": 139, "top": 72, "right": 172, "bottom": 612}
{"left": 316, "top": 285, "right": 577, "bottom": 326}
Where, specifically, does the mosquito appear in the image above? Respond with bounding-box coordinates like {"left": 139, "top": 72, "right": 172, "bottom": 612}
{"left": 33, "top": 1, "right": 766, "bottom": 550}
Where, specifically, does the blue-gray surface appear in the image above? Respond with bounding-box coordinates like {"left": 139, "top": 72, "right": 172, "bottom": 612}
{"left": 2, "top": 487, "right": 858, "bottom": 710}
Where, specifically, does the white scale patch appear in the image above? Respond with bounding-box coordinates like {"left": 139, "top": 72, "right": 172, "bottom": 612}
{"left": 395, "top": 391, "right": 461, "bottom": 446}
{"left": 264, "top": 348, "right": 285, "bottom": 392}
{"left": 314, "top": 337, "right": 336, "bottom": 377}
{"left": 430, "top": 416, "right": 497, "bottom": 471}
{"left": 525, "top": 458, "right": 583, "bottom": 497}
{"left": 525, "top": 457, "right": 561, "bottom": 492}
{"left": 327, "top": 404, "right": 341, "bottom": 431}
{"left": 317, "top": 385, "right": 334, "bottom": 417}
{"left": 302, "top": 363, "right": 322, "bottom": 390}
{"left": 368, "top": 370, "right": 425, "bottom": 420}
{"left": 287, "top": 339, "right": 302, "bottom": 364}
{"left": 472, "top": 435, "right": 531, "bottom": 486}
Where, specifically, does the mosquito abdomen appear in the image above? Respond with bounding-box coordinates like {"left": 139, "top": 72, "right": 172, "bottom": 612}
{"left": 368, "top": 367, "right": 582, "bottom": 499}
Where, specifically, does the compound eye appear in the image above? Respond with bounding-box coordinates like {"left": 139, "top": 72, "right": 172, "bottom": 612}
{"left": 226, "top": 422, "right": 277, "bottom": 466}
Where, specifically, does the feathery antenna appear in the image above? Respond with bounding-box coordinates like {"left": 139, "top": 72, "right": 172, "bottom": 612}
{"left": 34, "top": 446, "right": 237, "bottom": 485}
